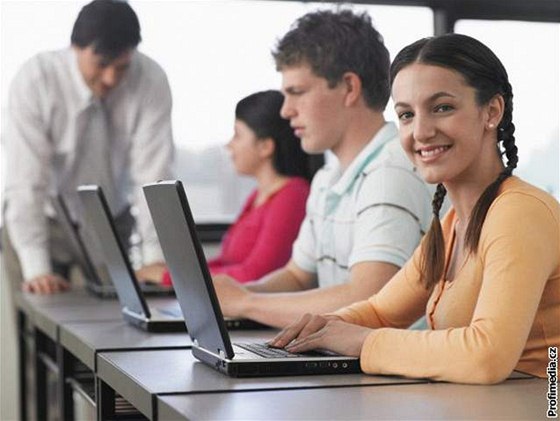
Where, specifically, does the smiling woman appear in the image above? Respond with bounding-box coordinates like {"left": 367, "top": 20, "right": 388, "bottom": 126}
{"left": 391, "top": 35, "right": 519, "bottom": 289}
{"left": 272, "top": 33, "right": 560, "bottom": 385}
{"left": 393, "top": 65, "right": 502, "bottom": 186}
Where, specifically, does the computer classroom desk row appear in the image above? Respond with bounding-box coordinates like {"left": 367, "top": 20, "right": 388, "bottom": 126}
{"left": 14, "top": 287, "right": 547, "bottom": 421}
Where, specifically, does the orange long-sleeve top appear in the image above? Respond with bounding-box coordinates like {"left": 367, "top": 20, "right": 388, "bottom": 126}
{"left": 334, "top": 177, "right": 560, "bottom": 384}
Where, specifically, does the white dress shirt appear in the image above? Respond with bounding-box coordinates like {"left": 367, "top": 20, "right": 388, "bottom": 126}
{"left": 3, "top": 47, "right": 174, "bottom": 279}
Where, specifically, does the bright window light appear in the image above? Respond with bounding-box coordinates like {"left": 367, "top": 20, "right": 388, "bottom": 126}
{"left": 1, "top": 1, "right": 432, "bottom": 150}
{"left": 455, "top": 20, "right": 560, "bottom": 199}
{"left": 0, "top": 1, "right": 433, "bottom": 218}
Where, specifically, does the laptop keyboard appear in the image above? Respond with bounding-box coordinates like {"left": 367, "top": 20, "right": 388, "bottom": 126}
{"left": 236, "top": 342, "right": 324, "bottom": 359}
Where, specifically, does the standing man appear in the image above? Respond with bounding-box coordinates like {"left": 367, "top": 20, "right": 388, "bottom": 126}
{"left": 2, "top": 0, "right": 174, "bottom": 294}
{"left": 213, "top": 9, "right": 434, "bottom": 328}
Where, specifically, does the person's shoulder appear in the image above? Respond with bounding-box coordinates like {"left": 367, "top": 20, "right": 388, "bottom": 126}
{"left": 12, "top": 49, "right": 66, "bottom": 85}
{"left": 132, "top": 51, "right": 169, "bottom": 81}
{"left": 493, "top": 177, "right": 559, "bottom": 216}
{"left": 285, "top": 176, "right": 310, "bottom": 190}
{"left": 481, "top": 177, "right": 560, "bottom": 253}
{"left": 487, "top": 176, "right": 560, "bottom": 231}
{"left": 123, "top": 51, "right": 170, "bottom": 100}
{"left": 9, "top": 49, "right": 70, "bottom": 100}
{"left": 308, "top": 162, "right": 334, "bottom": 189}
{"left": 134, "top": 51, "right": 165, "bottom": 70}
{"left": 275, "top": 177, "right": 310, "bottom": 199}
{"left": 363, "top": 133, "right": 415, "bottom": 174}
{"left": 360, "top": 135, "right": 426, "bottom": 194}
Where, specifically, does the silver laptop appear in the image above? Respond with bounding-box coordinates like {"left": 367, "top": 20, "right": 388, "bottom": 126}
{"left": 52, "top": 194, "right": 175, "bottom": 299}
{"left": 143, "top": 180, "right": 361, "bottom": 377}
{"left": 77, "top": 185, "right": 185, "bottom": 332}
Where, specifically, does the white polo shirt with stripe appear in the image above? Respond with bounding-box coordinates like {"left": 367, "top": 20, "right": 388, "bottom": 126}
{"left": 292, "top": 122, "right": 434, "bottom": 288}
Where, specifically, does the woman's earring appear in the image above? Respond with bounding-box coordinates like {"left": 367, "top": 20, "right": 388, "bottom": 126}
{"left": 488, "top": 123, "right": 495, "bottom": 129}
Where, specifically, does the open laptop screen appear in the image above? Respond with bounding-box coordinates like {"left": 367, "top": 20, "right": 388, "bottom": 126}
{"left": 143, "top": 180, "right": 234, "bottom": 359}
{"left": 77, "top": 185, "right": 151, "bottom": 318}
{"left": 51, "top": 194, "right": 100, "bottom": 284}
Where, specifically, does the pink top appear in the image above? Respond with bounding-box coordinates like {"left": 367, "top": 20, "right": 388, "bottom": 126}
{"left": 162, "top": 177, "right": 310, "bottom": 284}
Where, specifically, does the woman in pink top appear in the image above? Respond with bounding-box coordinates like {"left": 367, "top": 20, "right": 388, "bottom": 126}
{"left": 157, "top": 90, "right": 323, "bottom": 284}
{"left": 269, "top": 34, "right": 560, "bottom": 384}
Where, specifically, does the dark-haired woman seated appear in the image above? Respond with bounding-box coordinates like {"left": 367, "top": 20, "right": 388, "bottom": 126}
{"left": 269, "top": 34, "right": 559, "bottom": 384}
{"left": 139, "top": 90, "right": 323, "bottom": 285}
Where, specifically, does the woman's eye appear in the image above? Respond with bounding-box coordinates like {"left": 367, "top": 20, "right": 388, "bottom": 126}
{"left": 434, "top": 104, "right": 453, "bottom": 113}
{"left": 398, "top": 111, "right": 413, "bottom": 121}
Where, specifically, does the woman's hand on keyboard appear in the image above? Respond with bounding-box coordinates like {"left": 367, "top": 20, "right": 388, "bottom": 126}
{"left": 268, "top": 313, "right": 372, "bottom": 357}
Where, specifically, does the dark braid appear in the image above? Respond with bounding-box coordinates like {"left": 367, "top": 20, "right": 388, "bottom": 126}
{"left": 499, "top": 82, "right": 519, "bottom": 173}
{"left": 421, "top": 184, "right": 448, "bottom": 289}
{"left": 464, "top": 80, "right": 518, "bottom": 252}
{"left": 432, "top": 183, "right": 448, "bottom": 218}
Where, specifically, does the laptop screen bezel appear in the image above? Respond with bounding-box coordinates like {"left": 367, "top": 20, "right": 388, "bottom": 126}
{"left": 51, "top": 194, "right": 101, "bottom": 285}
{"left": 143, "top": 180, "right": 235, "bottom": 359}
{"left": 77, "top": 185, "right": 151, "bottom": 318}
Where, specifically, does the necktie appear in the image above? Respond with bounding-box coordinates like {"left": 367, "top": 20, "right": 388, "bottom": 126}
{"left": 76, "top": 100, "right": 117, "bottom": 212}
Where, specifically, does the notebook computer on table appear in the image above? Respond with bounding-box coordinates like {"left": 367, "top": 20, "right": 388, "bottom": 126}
{"left": 143, "top": 180, "right": 361, "bottom": 377}
{"left": 52, "top": 194, "right": 175, "bottom": 299}
{"left": 77, "top": 185, "right": 185, "bottom": 332}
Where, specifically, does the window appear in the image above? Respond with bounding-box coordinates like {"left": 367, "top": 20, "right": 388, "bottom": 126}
{"left": 455, "top": 20, "right": 560, "bottom": 199}
{"left": 0, "top": 1, "right": 433, "bottom": 219}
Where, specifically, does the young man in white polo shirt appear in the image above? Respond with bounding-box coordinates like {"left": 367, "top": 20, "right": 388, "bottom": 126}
{"left": 213, "top": 10, "right": 433, "bottom": 328}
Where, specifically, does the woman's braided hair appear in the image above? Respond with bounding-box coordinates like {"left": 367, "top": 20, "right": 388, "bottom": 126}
{"left": 390, "top": 34, "right": 518, "bottom": 289}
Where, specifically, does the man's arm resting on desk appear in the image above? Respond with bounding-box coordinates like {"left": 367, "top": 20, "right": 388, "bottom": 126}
{"left": 22, "top": 273, "right": 70, "bottom": 294}
{"left": 214, "top": 260, "right": 399, "bottom": 328}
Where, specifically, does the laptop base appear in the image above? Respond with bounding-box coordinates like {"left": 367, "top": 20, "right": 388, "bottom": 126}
{"left": 224, "top": 318, "right": 270, "bottom": 330}
{"left": 123, "top": 309, "right": 187, "bottom": 333}
{"left": 86, "top": 283, "right": 118, "bottom": 299}
{"left": 86, "top": 282, "right": 174, "bottom": 300}
{"left": 193, "top": 347, "right": 361, "bottom": 377}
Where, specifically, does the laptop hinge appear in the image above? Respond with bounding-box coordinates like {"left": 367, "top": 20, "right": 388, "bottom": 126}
{"left": 194, "top": 344, "right": 232, "bottom": 361}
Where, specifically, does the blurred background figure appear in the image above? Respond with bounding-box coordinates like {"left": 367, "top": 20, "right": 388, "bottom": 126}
{"left": 2, "top": 0, "right": 174, "bottom": 295}
{"left": 139, "top": 90, "right": 323, "bottom": 285}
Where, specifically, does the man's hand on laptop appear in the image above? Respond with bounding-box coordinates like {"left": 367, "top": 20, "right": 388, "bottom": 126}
{"left": 135, "top": 262, "right": 166, "bottom": 283}
{"left": 213, "top": 274, "right": 250, "bottom": 318}
{"left": 22, "top": 273, "right": 70, "bottom": 294}
{"left": 268, "top": 313, "right": 371, "bottom": 357}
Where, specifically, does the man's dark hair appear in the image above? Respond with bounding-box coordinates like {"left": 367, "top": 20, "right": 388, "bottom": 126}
{"left": 71, "top": 0, "right": 141, "bottom": 59}
{"left": 273, "top": 9, "right": 390, "bottom": 111}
